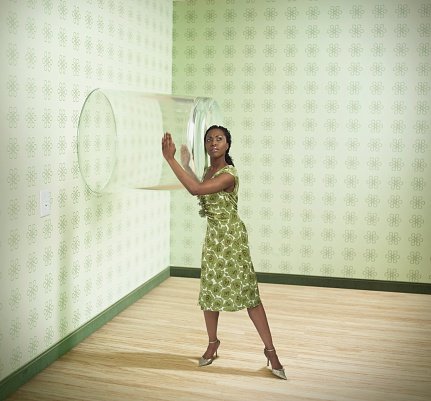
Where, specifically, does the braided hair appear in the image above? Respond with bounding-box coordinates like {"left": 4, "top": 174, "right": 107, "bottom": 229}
{"left": 204, "top": 125, "right": 235, "bottom": 166}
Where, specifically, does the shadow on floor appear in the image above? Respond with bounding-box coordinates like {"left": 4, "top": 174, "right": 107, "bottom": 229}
{"left": 66, "top": 349, "right": 276, "bottom": 379}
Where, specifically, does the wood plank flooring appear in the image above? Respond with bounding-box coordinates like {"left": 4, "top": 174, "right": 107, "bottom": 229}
{"left": 6, "top": 277, "right": 431, "bottom": 401}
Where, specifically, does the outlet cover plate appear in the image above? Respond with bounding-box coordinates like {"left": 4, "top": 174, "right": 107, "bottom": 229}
{"left": 40, "top": 190, "right": 51, "bottom": 217}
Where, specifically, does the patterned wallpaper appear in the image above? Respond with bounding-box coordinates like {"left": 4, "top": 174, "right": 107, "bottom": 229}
{"left": 171, "top": 0, "right": 431, "bottom": 283}
{"left": 0, "top": 0, "right": 172, "bottom": 381}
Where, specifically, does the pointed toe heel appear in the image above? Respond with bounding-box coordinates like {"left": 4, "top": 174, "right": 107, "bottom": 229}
{"left": 271, "top": 367, "right": 287, "bottom": 380}
{"left": 264, "top": 348, "right": 287, "bottom": 380}
{"left": 198, "top": 339, "right": 220, "bottom": 367}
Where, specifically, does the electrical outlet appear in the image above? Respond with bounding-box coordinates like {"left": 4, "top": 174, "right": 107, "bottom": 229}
{"left": 40, "top": 190, "right": 51, "bottom": 217}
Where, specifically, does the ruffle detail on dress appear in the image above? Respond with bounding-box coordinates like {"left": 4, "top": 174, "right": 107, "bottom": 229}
{"left": 198, "top": 196, "right": 207, "bottom": 217}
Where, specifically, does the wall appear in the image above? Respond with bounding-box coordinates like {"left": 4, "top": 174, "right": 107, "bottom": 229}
{"left": 0, "top": 0, "right": 172, "bottom": 382}
{"left": 171, "top": 0, "right": 431, "bottom": 283}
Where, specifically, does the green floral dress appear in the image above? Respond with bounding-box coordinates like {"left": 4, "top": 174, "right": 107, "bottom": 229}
{"left": 197, "top": 165, "right": 261, "bottom": 312}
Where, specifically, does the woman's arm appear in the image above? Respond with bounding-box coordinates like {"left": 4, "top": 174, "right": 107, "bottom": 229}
{"left": 162, "top": 132, "right": 234, "bottom": 196}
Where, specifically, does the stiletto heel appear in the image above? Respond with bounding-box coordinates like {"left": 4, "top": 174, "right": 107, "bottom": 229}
{"left": 264, "top": 348, "right": 287, "bottom": 380}
{"left": 198, "top": 339, "right": 220, "bottom": 367}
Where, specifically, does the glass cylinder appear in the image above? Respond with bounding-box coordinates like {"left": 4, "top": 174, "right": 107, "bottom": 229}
{"left": 77, "top": 89, "right": 222, "bottom": 194}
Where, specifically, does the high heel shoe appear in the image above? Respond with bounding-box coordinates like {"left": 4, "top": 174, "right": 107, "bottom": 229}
{"left": 198, "top": 339, "right": 220, "bottom": 367}
{"left": 264, "top": 348, "right": 287, "bottom": 380}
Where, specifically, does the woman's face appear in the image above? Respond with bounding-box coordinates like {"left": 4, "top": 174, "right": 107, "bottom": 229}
{"left": 205, "top": 128, "right": 229, "bottom": 158}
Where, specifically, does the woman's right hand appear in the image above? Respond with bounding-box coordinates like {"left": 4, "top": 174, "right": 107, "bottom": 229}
{"left": 162, "top": 132, "right": 176, "bottom": 161}
{"left": 180, "top": 144, "right": 191, "bottom": 168}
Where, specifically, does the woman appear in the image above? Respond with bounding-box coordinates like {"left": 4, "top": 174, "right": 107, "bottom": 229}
{"left": 161, "top": 125, "right": 286, "bottom": 380}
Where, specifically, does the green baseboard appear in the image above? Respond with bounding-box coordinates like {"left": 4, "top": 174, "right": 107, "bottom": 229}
{"left": 170, "top": 266, "right": 431, "bottom": 294}
{"left": 0, "top": 267, "right": 170, "bottom": 401}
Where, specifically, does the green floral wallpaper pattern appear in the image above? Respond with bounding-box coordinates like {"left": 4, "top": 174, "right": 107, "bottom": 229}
{"left": 0, "top": 0, "right": 172, "bottom": 382}
{"left": 171, "top": 0, "right": 431, "bottom": 283}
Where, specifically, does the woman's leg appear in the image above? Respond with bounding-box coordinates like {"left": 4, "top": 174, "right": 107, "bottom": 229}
{"left": 247, "top": 303, "right": 283, "bottom": 369}
{"left": 202, "top": 310, "right": 220, "bottom": 358}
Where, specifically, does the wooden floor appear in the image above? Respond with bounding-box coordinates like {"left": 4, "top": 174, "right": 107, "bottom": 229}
{"left": 7, "top": 277, "right": 431, "bottom": 401}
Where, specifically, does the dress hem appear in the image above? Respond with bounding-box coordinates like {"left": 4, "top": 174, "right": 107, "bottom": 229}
{"left": 199, "top": 300, "right": 262, "bottom": 312}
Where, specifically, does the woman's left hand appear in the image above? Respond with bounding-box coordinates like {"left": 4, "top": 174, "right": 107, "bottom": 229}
{"left": 162, "top": 132, "right": 176, "bottom": 161}
{"left": 180, "top": 144, "right": 191, "bottom": 168}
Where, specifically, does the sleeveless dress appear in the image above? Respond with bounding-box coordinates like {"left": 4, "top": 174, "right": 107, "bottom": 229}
{"left": 197, "top": 165, "right": 261, "bottom": 312}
